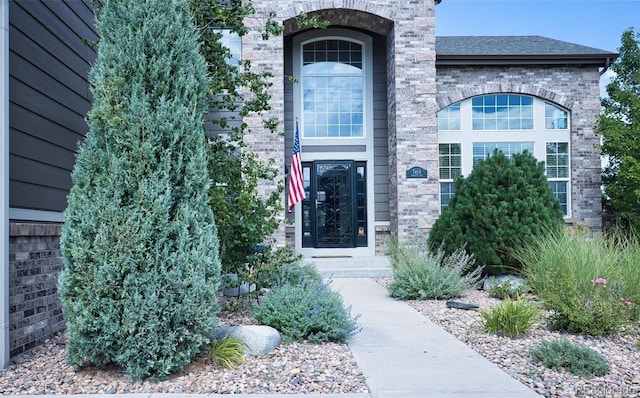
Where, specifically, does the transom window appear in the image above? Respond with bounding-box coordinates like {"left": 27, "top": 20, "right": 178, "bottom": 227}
{"left": 302, "top": 39, "right": 364, "bottom": 138}
{"left": 437, "top": 94, "right": 571, "bottom": 216}
{"left": 472, "top": 95, "right": 533, "bottom": 130}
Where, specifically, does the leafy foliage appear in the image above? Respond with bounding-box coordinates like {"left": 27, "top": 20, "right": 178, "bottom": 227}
{"left": 387, "top": 239, "right": 482, "bottom": 300}
{"left": 254, "top": 246, "right": 323, "bottom": 290}
{"left": 59, "top": 0, "right": 220, "bottom": 381}
{"left": 519, "top": 231, "right": 637, "bottom": 335}
{"left": 597, "top": 28, "right": 640, "bottom": 231}
{"left": 479, "top": 299, "right": 539, "bottom": 338}
{"left": 530, "top": 339, "right": 610, "bottom": 377}
{"left": 191, "top": 2, "right": 330, "bottom": 277}
{"left": 252, "top": 280, "right": 360, "bottom": 343}
{"left": 208, "top": 335, "right": 246, "bottom": 370}
{"left": 427, "top": 150, "right": 564, "bottom": 273}
{"left": 190, "top": 0, "right": 283, "bottom": 276}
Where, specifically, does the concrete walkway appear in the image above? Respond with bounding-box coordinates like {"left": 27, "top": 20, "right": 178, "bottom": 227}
{"left": 332, "top": 278, "right": 540, "bottom": 398}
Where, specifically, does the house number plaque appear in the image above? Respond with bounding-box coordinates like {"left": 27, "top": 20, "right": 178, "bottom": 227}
{"left": 406, "top": 166, "right": 428, "bottom": 179}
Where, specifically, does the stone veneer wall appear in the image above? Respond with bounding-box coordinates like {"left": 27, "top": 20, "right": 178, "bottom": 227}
{"left": 250, "top": 0, "right": 440, "bottom": 244}
{"left": 8, "top": 223, "right": 65, "bottom": 357}
{"left": 436, "top": 65, "right": 603, "bottom": 231}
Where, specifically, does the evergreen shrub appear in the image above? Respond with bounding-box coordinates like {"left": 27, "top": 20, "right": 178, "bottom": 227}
{"left": 530, "top": 339, "right": 610, "bottom": 377}
{"left": 252, "top": 280, "right": 359, "bottom": 343}
{"left": 58, "top": 0, "right": 220, "bottom": 381}
{"left": 427, "top": 150, "right": 564, "bottom": 273}
{"left": 387, "top": 239, "right": 482, "bottom": 300}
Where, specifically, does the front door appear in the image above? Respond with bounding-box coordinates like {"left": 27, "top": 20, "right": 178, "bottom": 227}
{"left": 302, "top": 160, "right": 367, "bottom": 248}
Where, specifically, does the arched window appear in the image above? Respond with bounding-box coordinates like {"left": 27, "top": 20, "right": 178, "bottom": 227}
{"left": 302, "top": 39, "right": 364, "bottom": 138}
{"left": 437, "top": 94, "right": 571, "bottom": 216}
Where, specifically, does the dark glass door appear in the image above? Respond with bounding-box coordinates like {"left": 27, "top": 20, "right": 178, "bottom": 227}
{"left": 302, "top": 161, "right": 367, "bottom": 248}
{"left": 316, "top": 161, "right": 353, "bottom": 247}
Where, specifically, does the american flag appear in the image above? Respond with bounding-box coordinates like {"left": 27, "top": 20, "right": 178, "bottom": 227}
{"left": 288, "top": 121, "right": 305, "bottom": 210}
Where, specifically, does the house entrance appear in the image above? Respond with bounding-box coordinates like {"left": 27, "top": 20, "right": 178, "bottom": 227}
{"left": 301, "top": 160, "right": 367, "bottom": 248}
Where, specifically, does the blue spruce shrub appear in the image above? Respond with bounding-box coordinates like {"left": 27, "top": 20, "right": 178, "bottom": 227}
{"left": 58, "top": 0, "right": 220, "bottom": 381}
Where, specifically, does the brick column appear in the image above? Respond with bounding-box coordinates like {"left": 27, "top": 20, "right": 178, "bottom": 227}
{"left": 387, "top": 1, "right": 439, "bottom": 243}
{"left": 242, "top": 2, "right": 287, "bottom": 245}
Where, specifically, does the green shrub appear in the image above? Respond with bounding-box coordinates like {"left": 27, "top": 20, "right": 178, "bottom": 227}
{"left": 252, "top": 281, "right": 359, "bottom": 343}
{"left": 208, "top": 335, "right": 246, "bottom": 370}
{"left": 251, "top": 245, "right": 322, "bottom": 291}
{"left": 519, "top": 231, "right": 634, "bottom": 335}
{"left": 485, "top": 277, "right": 528, "bottom": 300}
{"left": 222, "top": 246, "right": 323, "bottom": 308}
{"left": 387, "top": 239, "right": 482, "bottom": 300}
{"left": 479, "top": 299, "right": 539, "bottom": 338}
{"left": 427, "top": 150, "right": 564, "bottom": 273}
{"left": 530, "top": 339, "right": 610, "bottom": 377}
{"left": 58, "top": 0, "right": 220, "bottom": 381}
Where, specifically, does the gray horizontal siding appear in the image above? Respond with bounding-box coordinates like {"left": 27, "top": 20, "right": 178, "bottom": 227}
{"left": 372, "top": 34, "right": 389, "bottom": 222}
{"left": 9, "top": 0, "right": 96, "bottom": 213}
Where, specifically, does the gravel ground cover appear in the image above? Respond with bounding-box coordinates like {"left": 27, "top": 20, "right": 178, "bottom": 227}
{"left": 373, "top": 279, "right": 640, "bottom": 398}
{"left": 3, "top": 282, "right": 640, "bottom": 397}
{"left": 0, "top": 301, "right": 368, "bottom": 395}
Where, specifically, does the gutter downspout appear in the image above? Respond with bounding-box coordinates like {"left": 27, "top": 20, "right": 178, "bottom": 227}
{"left": 1, "top": 0, "right": 10, "bottom": 370}
{"left": 600, "top": 56, "right": 615, "bottom": 76}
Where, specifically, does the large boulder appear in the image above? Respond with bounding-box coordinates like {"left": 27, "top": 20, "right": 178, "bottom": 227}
{"left": 210, "top": 325, "right": 281, "bottom": 356}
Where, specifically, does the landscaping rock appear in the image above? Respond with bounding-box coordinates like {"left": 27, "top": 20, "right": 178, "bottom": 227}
{"left": 210, "top": 325, "right": 281, "bottom": 356}
{"left": 445, "top": 301, "right": 480, "bottom": 310}
{"left": 483, "top": 274, "right": 526, "bottom": 292}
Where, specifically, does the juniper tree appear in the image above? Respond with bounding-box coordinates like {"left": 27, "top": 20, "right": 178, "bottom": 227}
{"left": 428, "top": 150, "right": 564, "bottom": 273}
{"left": 59, "top": 0, "right": 220, "bottom": 381}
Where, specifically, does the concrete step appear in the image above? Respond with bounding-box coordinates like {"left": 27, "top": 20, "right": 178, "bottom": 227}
{"left": 308, "top": 256, "right": 392, "bottom": 278}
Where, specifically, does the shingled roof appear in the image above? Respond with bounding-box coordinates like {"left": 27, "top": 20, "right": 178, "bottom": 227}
{"left": 436, "top": 36, "right": 617, "bottom": 67}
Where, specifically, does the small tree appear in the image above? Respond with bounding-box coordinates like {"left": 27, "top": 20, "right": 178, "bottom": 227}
{"left": 59, "top": 0, "right": 220, "bottom": 381}
{"left": 597, "top": 28, "right": 640, "bottom": 231}
{"left": 428, "top": 150, "right": 564, "bottom": 273}
{"left": 191, "top": 1, "right": 283, "bottom": 277}
{"left": 191, "top": 2, "right": 327, "bottom": 276}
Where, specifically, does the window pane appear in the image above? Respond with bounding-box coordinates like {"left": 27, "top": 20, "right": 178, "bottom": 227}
{"left": 440, "top": 182, "right": 456, "bottom": 213}
{"left": 549, "top": 181, "right": 568, "bottom": 216}
{"left": 545, "top": 103, "right": 569, "bottom": 129}
{"left": 438, "top": 143, "right": 462, "bottom": 181}
{"left": 302, "top": 39, "right": 364, "bottom": 138}
{"left": 437, "top": 103, "right": 461, "bottom": 131}
{"left": 473, "top": 142, "right": 534, "bottom": 164}
{"left": 471, "top": 94, "right": 534, "bottom": 130}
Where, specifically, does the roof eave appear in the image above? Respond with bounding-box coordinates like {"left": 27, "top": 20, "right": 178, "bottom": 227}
{"left": 436, "top": 54, "right": 618, "bottom": 67}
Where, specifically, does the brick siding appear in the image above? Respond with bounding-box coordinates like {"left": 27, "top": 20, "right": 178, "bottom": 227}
{"left": 436, "top": 65, "right": 603, "bottom": 231}
{"left": 8, "top": 223, "right": 65, "bottom": 358}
